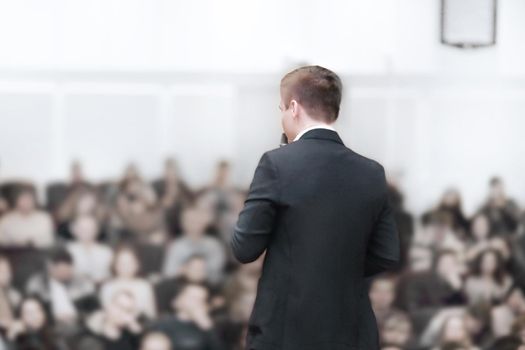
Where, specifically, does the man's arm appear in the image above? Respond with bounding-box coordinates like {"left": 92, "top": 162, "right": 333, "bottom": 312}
{"left": 230, "top": 151, "right": 279, "bottom": 264}
{"left": 364, "top": 166, "right": 400, "bottom": 277}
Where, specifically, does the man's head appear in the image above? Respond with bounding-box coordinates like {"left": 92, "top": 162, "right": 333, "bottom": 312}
{"left": 279, "top": 65, "right": 342, "bottom": 141}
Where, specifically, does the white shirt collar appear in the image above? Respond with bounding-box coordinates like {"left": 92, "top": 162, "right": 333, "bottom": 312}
{"left": 293, "top": 124, "right": 336, "bottom": 142}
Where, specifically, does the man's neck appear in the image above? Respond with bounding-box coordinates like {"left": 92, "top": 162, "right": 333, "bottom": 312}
{"left": 293, "top": 123, "right": 335, "bottom": 142}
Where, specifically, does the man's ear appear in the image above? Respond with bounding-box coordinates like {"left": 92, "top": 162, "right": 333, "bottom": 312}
{"left": 290, "top": 100, "right": 299, "bottom": 117}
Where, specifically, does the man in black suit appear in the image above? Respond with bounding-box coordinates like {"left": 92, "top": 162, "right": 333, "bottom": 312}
{"left": 230, "top": 65, "right": 400, "bottom": 350}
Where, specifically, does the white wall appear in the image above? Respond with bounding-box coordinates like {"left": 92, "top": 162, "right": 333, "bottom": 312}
{"left": 0, "top": 0, "right": 524, "bottom": 75}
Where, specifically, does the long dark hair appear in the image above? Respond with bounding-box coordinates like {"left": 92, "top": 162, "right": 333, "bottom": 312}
{"left": 471, "top": 248, "right": 507, "bottom": 285}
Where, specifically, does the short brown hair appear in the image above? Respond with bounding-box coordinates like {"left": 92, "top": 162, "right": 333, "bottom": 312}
{"left": 280, "top": 65, "right": 343, "bottom": 123}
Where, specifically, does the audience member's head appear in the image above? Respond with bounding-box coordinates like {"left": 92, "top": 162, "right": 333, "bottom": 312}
{"left": 172, "top": 280, "right": 211, "bottom": 316}
{"left": 181, "top": 206, "right": 212, "bottom": 238}
{"left": 17, "top": 296, "right": 48, "bottom": 331}
{"left": 70, "top": 160, "right": 84, "bottom": 184}
{"left": 369, "top": 274, "right": 396, "bottom": 312}
{"left": 489, "top": 176, "right": 505, "bottom": 201}
{"left": 140, "top": 331, "right": 171, "bottom": 350}
{"left": 424, "top": 211, "right": 455, "bottom": 239}
{"left": 380, "top": 313, "right": 412, "bottom": 347}
{"left": 47, "top": 249, "right": 74, "bottom": 283}
{"left": 75, "top": 191, "right": 99, "bottom": 215}
{"left": 105, "top": 289, "right": 139, "bottom": 327}
{"left": 439, "top": 188, "right": 462, "bottom": 210}
{"left": 123, "top": 163, "right": 141, "bottom": 183}
{"left": 14, "top": 188, "right": 36, "bottom": 214}
{"left": 469, "top": 213, "right": 491, "bottom": 241}
{"left": 180, "top": 254, "right": 208, "bottom": 282}
{"left": 438, "top": 314, "right": 472, "bottom": 348}
{"left": 111, "top": 245, "right": 141, "bottom": 279}
{"left": 433, "top": 249, "right": 461, "bottom": 277}
{"left": 471, "top": 248, "right": 506, "bottom": 284}
{"left": 164, "top": 157, "right": 180, "bottom": 180}
{"left": 71, "top": 214, "right": 99, "bottom": 243}
{"left": 505, "top": 286, "right": 525, "bottom": 312}
{"left": 214, "top": 159, "right": 231, "bottom": 187}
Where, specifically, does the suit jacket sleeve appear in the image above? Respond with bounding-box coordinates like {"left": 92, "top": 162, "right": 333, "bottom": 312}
{"left": 364, "top": 165, "right": 400, "bottom": 277}
{"left": 230, "top": 151, "right": 279, "bottom": 264}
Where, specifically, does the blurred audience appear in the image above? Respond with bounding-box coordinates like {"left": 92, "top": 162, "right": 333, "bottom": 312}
{"left": 0, "top": 158, "right": 524, "bottom": 350}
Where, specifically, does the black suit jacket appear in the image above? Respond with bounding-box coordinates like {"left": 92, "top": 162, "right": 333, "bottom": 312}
{"left": 230, "top": 128, "right": 400, "bottom": 350}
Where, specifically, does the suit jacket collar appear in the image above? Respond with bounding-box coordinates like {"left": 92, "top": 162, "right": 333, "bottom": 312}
{"left": 298, "top": 128, "right": 345, "bottom": 146}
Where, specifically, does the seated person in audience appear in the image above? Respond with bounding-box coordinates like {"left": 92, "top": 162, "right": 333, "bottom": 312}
{"left": 55, "top": 161, "right": 100, "bottom": 238}
{"left": 86, "top": 289, "right": 144, "bottom": 350}
{"left": 465, "top": 213, "right": 511, "bottom": 262}
{"left": 411, "top": 212, "right": 466, "bottom": 268}
{"left": 0, "top": 255, "right": 21, "bottom": 333}
{"left": 422, "top": 188, "right": 470, "bottom": 238}
{"left": 396, "top": 249, "right": 467, "bottom": 336}
{"left": 99, "top": 245, "right": 157, "bottom": 319}
{"left": 379, "top": 312, "right": 415, "bottom": 350}
{"left": 6, "top": 296, "right": 69, "bottom": 350}
{"left": 432, "top": 314, "right": 480, "bottom": 350}
{"left": 156, "top": 253, "right": 208, "bottom": 314}
{"left": 140, "top": 331, "right": 172, "bottom": 350}
{"left": 153, "top": 157, "right": 193, "bottom": 238}
{"left": 163, "top": 205, "right": 226, "bottom": 285}
{"left": 149, "top": 279, "right": 226, "bottom": 350}
{"left": 57, "top": 188, "right": 107, "bottom": 241}
{"left": 0, "top": 187, "right": 54, "bottom": 248}
{"left": 369, "top": 274, "right": 406, "bottom": 331}
{"left": 464, "top": 248, "right": 513, "bottom": 304}
{"left": 197, "top": 160, "right": 237, "bottom": 233}
{"left": 479, "top": 177, "right": 521, "bottom": 236}
{"left": 492, "top": 285, "right": 525, "bottom": 337}
{"left": 114, "top": 164, "right": 166, "bottom": 243}
{"left": 67, "top": 214, "right": 113, "bottom": 284}
{"left": 26, "top": 248, "right": 96, "bottom": 324}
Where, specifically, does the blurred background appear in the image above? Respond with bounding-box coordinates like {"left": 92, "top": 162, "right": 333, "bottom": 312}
{"left": 1, "top": 0, "right": 525, "bottom": 349}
